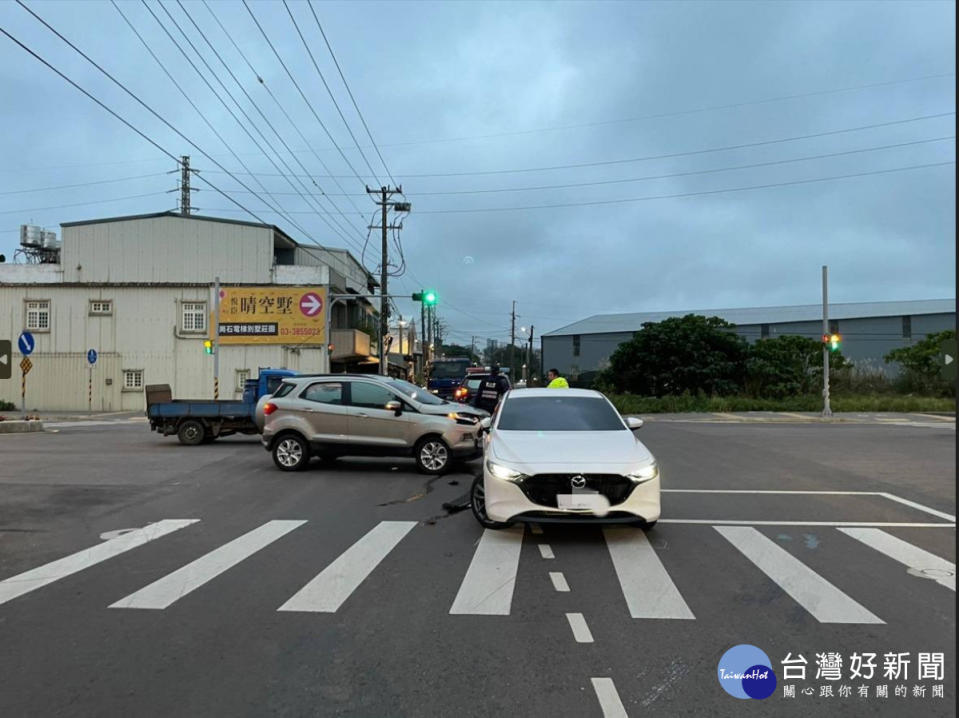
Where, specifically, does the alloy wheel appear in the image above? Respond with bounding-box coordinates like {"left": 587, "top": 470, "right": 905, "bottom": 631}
{"left": 276, "top": 438, "right": 303, "bottom": 468}
{"left": 420, "top": 441, "right": 448, "bottom": 471}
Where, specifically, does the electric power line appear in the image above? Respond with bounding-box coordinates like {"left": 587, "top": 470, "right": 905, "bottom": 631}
{"left": 172, "top": 0, "right": 369, "bottom": 250}
{"left": 199, "top": 0, "right": 374, "bottom": 249}
{"left": 201, "top": 111, "right": 956, "bottom": 180}
{"left": 0, "top": 191, "right": 168, "bottom": 216}
{"left": 307, "top": 0, "right": 398, "bottom": 188}
{"left": 0, "top": 171, "right": 167, "bottom": 196}
{"left": 282, "top": 0, "right": 381, "bottom": 185}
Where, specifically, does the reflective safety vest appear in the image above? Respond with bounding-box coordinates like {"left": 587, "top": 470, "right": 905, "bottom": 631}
{"left": 547, "top": 377, "right": 569, "bottom": 389}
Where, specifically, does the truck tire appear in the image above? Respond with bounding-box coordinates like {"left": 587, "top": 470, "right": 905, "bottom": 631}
{"left": 177, "top": 419, "right": 206, "bottom": 446}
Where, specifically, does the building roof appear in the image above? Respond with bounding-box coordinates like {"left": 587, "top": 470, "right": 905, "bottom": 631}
{"left": 543, "top": 298, "right": 956, "bottom": 337}
{"left": 60, "top": 211, "right": 296, "bottom": 243}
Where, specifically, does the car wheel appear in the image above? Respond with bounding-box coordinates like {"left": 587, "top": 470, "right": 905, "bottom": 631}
{"left": 273, "top": 434, "right": 310, "bottom": 471}
{"left": 470, "top": 475, "right": 513, "bottom": 529}
{"left": 177, "top": 419, "right": 205, "bottom": 446}
{"left": 414, "top": 437, "right": 451, "bottom": 474}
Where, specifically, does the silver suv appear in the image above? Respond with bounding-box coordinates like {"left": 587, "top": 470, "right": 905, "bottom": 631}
{"left": 259, "top": 374, "right": 488, "bottom": 473}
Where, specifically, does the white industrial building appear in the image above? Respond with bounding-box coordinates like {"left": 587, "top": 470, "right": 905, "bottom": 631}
{"left": 0, "top": 211, "right": 400, "bottom": 412}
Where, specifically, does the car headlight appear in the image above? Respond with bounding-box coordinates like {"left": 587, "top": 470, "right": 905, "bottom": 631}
{"left": 447, "top": 412, "right": 479, "bottom": 425}
{"left": 626, "top": 462, "right": 659, "bottom": 483}
{"left": 486, "top": 460, "right": 527, "bottom": 482}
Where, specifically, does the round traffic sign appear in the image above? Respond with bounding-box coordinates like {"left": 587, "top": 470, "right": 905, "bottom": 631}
{"left": 87, "top": 349, "right": 98, "bottom": 365}
{"left": 18, "top": 332, "right": 35, "bottom": 356}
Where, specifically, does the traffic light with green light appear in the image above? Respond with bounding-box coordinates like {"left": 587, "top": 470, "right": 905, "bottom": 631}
{"left": 823, "top": 333, "right": 841, "bottom": 352}
{"left": 204, "top": 339, "right": 214, "bottom": 355}
{"left": 412, "top": 290, "right": 438, "bottom": 306}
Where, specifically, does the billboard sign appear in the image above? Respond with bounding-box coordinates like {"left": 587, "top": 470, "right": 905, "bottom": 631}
{"left": 213, "top": 286, "right": 327, "bottom": 345}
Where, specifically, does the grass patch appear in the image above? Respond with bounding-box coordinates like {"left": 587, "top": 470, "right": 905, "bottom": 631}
{"left": 607, "top": 393, "right": 956, "bottom": 414}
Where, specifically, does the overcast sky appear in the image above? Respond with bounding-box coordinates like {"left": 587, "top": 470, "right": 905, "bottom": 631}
{"left": 0, "top": 0, "right": 954, "bottom": 347}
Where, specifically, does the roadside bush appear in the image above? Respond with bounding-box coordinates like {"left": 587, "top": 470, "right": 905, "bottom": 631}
{"left": 0, "top": 400, "right": 15, "bottom": 411}
{"left": 745, "top": 335, "right": 849, "bottom": 398}
{"left": 885, "top": 329, "right": 956, "bottom": 397}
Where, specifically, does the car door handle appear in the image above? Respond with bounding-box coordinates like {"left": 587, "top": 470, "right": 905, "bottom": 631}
{"left": 355, "top": 412, "right": 369, "bottom": 417}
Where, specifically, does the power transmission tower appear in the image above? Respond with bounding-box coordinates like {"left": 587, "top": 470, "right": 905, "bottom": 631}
{"left": 178, "top": 155, "right": 197, "bottom": 215}
{"left": 366, "top": 185, "right": 407, "bottom": 375}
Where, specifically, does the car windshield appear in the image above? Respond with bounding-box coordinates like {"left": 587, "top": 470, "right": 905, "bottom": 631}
{"left": 386, "top": 378, "right": 447, "bottom": 405}
{"left": 430, "top": 362, "right": 469, "bottom": 379}
{"left": 465, "top": 377, "right": 484, "bottom": 389}
{"left": 496, "top": 396, "right": 626, "bottom": 431}
{"left": 271, "top": 381, "right": 295, "bottom": 398}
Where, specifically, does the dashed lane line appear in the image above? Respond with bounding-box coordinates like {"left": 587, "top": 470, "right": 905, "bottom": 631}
{"left": 538, "top": 544, "right": 555, "bottom": 559}
{"left": 591, "top": 678, "right": 629, "bottom": 718}
{"left": 549, "top": 572, "right": 570, "bottom": 592}
{"left": 566, "top": 612, "right": 594, "bottom": 643}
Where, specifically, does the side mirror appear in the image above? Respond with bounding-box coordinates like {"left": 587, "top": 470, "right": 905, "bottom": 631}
{"left": 626, "top": 416, "right": 644, "bottom": 430}
{"left": 385, "top": 400, "right": 402, "bottom": 416}
{"left": 479, "top": 417, "right": 492, "bottom": 432}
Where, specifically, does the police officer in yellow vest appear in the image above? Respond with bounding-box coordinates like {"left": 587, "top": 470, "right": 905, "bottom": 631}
{"left": 546, "top": 368, "right": 569, "bottom": 389}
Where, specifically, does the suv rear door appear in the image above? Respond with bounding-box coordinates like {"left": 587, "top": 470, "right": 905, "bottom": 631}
{"left": 296, "top": 380, "right": 350, "bottom": 444}
{"left": 345, "top": 380, "right": 418, "bottom": 448}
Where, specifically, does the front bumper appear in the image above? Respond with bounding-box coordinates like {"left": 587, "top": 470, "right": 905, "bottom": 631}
{"left": 484, "top": 470, "right": 661, "bottom": 524}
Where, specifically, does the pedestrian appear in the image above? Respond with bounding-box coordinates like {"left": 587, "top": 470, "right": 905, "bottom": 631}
{"left": 546, "top": 368, "right": 569, "bottom": 389}
{"left": 472, "top": 364, "right": 511, "bottom": 413}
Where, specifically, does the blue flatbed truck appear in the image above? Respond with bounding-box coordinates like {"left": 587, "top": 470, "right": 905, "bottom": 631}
{"left": 146, "top": 369, "right": 297, "bottom": 445}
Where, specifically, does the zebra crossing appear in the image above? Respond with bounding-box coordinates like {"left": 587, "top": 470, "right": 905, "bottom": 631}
{"left": 0, "top": 518, "right": 954, "bottom": 622}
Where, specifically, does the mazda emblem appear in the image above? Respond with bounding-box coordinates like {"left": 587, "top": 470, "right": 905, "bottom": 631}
{"left": 571, "top": 475, "right": 587, "bottom": 490}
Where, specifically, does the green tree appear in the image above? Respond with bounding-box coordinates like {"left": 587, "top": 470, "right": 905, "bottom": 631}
{"left": 745, "top": 335, "right": 848, "bottom": 398}
{"left": 885, "top": 329, "right": 956, "bottom": 395}
{"left": 601, "top": 315, "right": 748, "bottom": 396}
{"left": 440, "top": 343, "right": 479, "bottom": 362}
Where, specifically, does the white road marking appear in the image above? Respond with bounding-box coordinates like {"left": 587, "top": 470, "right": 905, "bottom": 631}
{"left": 566, "top": 612, "right": 594, "bottom": 643}
{"left": 538, "top": 544, "right": 555, "bottom": 559}
{"left": 0, "top": 519, "right": 198, "bottom": 606}
{"left": 879, "top": 492, "right": 956, "bottom": 522}
{"left": 279, "top": 521, "right": 416, "bottom": 613}
{"left": 530, "top": 524, "right": 543, "bottom": 535}
{"left": 549, "top": 571, "right": 570, "bottom": 592}
{"left": 716, "top": 526, "right": 884, "bottom": 624}
{"left": 660, "top": 520, "right": 954, "bottom": 527}
{"left": 662, "top": 489, "right": 883, "bottom": 494}
{"left": 449, "top": 526, "right": 524, "bottom": 615}
{"left": 591, "top": 677, "right": 628, "bottom": 718}
{"left": 911, "top": 413, "right": 955, "bottom": 422}
{"left": 112, "top": 520, "right": 306, "bottom": 610}
{"left": 838, "top": 528, "right": 956, "bottom": 591}
{"left": 603, "top": 528, "right": 695, "bottom": 619}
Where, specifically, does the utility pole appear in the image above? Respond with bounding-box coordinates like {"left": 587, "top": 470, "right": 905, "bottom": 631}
{"left": 509, "top": 300, "right": 516, "bottom": 378}
{"left": 366, "top": 185, "right": 406, "bottom": 375}
{"left": 180, "top": 155, "right": 192, "bottom": 215}
{"left": 420, "top": 293, "right": 426, "bottom": 374}
{"left": 213, "top": 275, "right": 220, "bottom": 399}
{"left": 470, "top": 336, "right": 476, "bottom": 364}
{"left": 822, "top": 265, "right": 832, "bottom": 417}
{"left": 527, "top": 325, "right": 534, "bottom": 384}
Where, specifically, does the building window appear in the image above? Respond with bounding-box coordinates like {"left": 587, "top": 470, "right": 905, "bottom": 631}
{"left": 25, "top": 300, "right": 50, "bottom": 331}
{"left": 760, "top": 323, "right": 770, "bottom": 338}
{"left": 181, "top": 302, "right": 207, "bottom": 333}
{"left": 572, "top": 334, "right": 581, "bottom": 357}
{"left": 902, "top": 316, "right": 912, "bottom": 339}
{"left": 123, "top": 369, "right": 144, "bottom": 390}
{"left": 829, "top": 319, "right": 839, "bottom": 334}
{"left": 90, "top": 300, "right": 113, "bottom": 316}
{"left": 235, "top": 369, "right": 251, "bottom": 392}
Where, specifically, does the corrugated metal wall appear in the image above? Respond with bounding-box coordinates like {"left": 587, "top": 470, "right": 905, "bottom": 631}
{"left": 0, "top": 286, "right": 327, "bottom": 411}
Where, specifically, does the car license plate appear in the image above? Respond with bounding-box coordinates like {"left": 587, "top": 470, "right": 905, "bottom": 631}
{"left": 558, "top": 492, "right": 604, "bottom": 510}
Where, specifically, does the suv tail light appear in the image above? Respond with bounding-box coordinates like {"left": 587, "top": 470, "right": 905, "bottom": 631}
{"left": 263, "top": 402, "right": 278, "bottom": 416}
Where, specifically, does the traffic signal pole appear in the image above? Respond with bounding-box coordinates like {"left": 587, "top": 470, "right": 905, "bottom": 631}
{"left": 822, "top": 265, "right": 831, "bottom": 418}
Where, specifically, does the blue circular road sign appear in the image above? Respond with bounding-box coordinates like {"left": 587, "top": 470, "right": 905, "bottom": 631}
{"left": 18, "top": 332, "right": 35, "bottom": 356}
{"left": 87, "top": 349, "right": 98, "bottom": 365}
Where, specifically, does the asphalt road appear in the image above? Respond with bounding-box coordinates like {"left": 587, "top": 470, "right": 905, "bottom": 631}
{"left": 0, "top": 414, "right": 955, "bottom": 717}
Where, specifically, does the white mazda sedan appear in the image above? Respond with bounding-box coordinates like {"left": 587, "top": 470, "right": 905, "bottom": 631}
{"left": 471, "top": 388, "right": 660, "bottom": 529}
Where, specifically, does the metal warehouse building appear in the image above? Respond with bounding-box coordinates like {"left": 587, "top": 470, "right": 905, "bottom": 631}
{"left": 0, "top": 212, "right": 392, "bottom": 412}
{"left": 541, "top": 299, "right": 956, "bottom": 383}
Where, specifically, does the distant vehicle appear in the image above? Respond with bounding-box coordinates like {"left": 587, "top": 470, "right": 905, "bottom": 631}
{"left": 453, "top": 371, "right": 512, "bottom": 403}
{"left": 426, "top": 357, "right": 471, "bottom": 398}
{"left": 470, "top": 388, "right": 659, "bottom": 529}
{"left": 260, "top": 373, "right": 488, "bottom": 473}
{"left": 146, "top": 369, "right": 297, "bottom": 446}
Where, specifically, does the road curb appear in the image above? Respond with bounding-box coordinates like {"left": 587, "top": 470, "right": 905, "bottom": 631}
{"left": 0, "top": 419, "right": 45, "bottom": 434}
